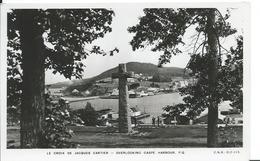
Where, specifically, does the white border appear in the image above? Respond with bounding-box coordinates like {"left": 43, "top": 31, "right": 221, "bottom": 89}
{"left": 250, "top": 0, "right": 260, "bottom": 160}
{"left": 0, "top": 2, "right": 250, "bottom": 161}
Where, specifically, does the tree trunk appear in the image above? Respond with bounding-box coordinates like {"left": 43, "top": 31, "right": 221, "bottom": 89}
{"left": 19, "top": 10, "right": 45, "bottom": 148}
{"left": 206, "top": 9, "right": 219, "bottom": 147}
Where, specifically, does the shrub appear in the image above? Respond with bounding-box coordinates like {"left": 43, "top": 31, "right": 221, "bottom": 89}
{"left": 39, "top": 96, "right": 82, "bottom": 148}
{"left": 151, "top": 73, "right": 172, "bottom": 82}
{"left": 7, "top": 106, "right": 20, "bottom": 126}
{"left": 74, "top": 102, "right": 98, "bottom": 126}
{"left": 129, "top": 83, "right": 140, "bottom": 90}
{"left": 150, "top": 82, "right": 160, "bottom": 88}
{"left": 218, "top": 126, "right": 242, "bottom": 147}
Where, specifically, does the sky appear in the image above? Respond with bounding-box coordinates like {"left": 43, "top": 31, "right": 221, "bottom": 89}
{"left": 45, "top": 7, "right": 244, "bottom": 84}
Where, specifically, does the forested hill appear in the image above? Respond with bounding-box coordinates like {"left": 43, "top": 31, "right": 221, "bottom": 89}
{"left": 49, "top": 62, "right": 187, "bottom": 90}
{"left": 93, "top": 62, "right": 185, "bottom": 81}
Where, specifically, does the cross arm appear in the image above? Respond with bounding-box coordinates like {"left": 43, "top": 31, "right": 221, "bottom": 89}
{"left": 112, "top": 72, "right": 134, "bottom": 79}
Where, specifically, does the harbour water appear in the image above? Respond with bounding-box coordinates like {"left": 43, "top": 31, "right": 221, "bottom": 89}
{"left": 69, "top": 93, "right": 183, "bottom": 123}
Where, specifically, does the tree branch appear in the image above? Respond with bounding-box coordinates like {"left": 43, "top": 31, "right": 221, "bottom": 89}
{"left": 202, "top": 33, "right": 207, "bottom": 56}
{"left": 215, "top": 9, "right": 227, "bottom": 28}
{"left": 193, "top": 41, "right": 206, "bottom": 55}
{"left": 220, "top": 45, "right": 231, "bottom": 53}
{"left": 216, "top": 35, "right": 222, "bottom": 66}
{"left": 185, "top": 15, "right": 200, "bottom": 29}
{"left": 17, "top": 69, "right": 23, "bottom": 78}
{"left": 192, "top": 31, "right": 202, "bottom": 55}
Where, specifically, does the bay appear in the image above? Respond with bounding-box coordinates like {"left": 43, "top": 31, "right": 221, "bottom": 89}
{"left": 70, "top": 93, "right": 183, "bottom": 121}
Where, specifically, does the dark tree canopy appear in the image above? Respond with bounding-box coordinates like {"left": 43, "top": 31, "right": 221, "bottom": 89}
{"left": 128, "top": 8, "right": 241, "bottom": 116}
{"left": 218, "top": 36, "right": 243, "bottom": 111}
{"left": 165, "top": 36, "right": 243, "bottom": 120}
{"left": 7, "top": 9, "right": 118, "bottom": 106}
{"left": 129, "top": 8, "right": 242, "bottom": 147}
{"left": 128, "top": 8, "right": 236, "bottom": 66}
{"left": 7, "top": 9, "right": 119, "bottom": 148}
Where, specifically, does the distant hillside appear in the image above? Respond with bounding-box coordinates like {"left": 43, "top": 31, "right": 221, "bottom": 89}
{"left": 93, "top": 62, "right": 185, "bottom": 81}
{"left": 50, "top": 62, "right": 187, "bottom": 92}
{"left": 47, "top": 81, "right": 72, "bottom": 88}
{"left": 47, "top": 79, "right": 87, "bottom": 88}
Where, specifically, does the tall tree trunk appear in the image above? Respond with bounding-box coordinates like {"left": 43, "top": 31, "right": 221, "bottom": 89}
{"left": 19, "top": 10, "right": 45, "bottom": 148}
{"left": 206, "top": 9, "right": 219, "bottom": 147}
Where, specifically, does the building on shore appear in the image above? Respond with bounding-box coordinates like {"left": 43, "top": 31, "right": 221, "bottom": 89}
{"left": 45, "top": 86, "right": 65, "bottom": 97}
{"left": 72, "top": 89, "right": 80, "bottom": 94}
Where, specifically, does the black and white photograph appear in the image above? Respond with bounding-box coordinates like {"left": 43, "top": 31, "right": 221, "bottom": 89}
{"left": 0, "top": 2, "right": 251, "bottom": 161}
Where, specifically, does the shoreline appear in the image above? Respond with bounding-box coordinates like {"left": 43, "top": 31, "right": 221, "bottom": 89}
{"left": 64, "top": 92, "right": 179, "bottom": 103}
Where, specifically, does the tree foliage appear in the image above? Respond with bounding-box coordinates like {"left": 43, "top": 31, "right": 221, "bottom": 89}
{"left": 7, "top": 50, "right": 22, "bottom": 107}
{"left": 128, "top": 8, "right": 236, "bottom": 66}
{"left": 129, "top": 8, "right": 242, "bottom": 147}
{"left": 7, "top": 106, "right": 20, "bottom": 126}
{"left": 162, "top": 36, "right": 243, "bottom": 121}
{"left": 7, "top": 9, "right": 118, "bottom": 148}
{"left": 218, "top": 36, "right": 243, "bottom": 111}
{"left": 74, "top": 102, "right": 98, "bottom": 126}
{"left": 7, "top": 9, "right": 118, "bottom": 107}
{"left": 40, "top": 96, "right": 83, "bottom": 148}
{"left": 128, "top": 8, "right": 241, "bottom": 116}
{"left": 151, "top": 73, "right": 172, "bottom": 82}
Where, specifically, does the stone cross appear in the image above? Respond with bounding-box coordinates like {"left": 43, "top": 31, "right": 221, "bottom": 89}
{"left": 112, "top": 64, "right": 133, "bottom": 133}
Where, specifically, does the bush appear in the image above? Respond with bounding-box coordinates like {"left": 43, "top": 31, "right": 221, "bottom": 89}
{"left": 150, "top": 82, "right": 160, "bottom": 88}
{"left": 220, "top": 140, "right": 243, "bottom": 147}
{"left": 151, "top": 73, "right": 172, "bottom": 82}
{"left": 90, "top": 87, "right": 107, "bottom": 96}
{"left": 74, "top": 102, "right": 98, "bottom": 126}
{"left": 40, "top": 96, "right": 83, "bottom": 148}
{"left": 7, "top": 106, "right": 20, "bottom": 126}
{"left": 129, "top": 83, "right": 140, "bottom": 90}
{"left": 218, "top": 126, "right": 242, "bottom": 147}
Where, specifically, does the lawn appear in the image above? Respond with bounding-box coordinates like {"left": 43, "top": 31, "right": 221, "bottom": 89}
{"left": 7, "top": 125, "right": 242, "bottom": 148}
